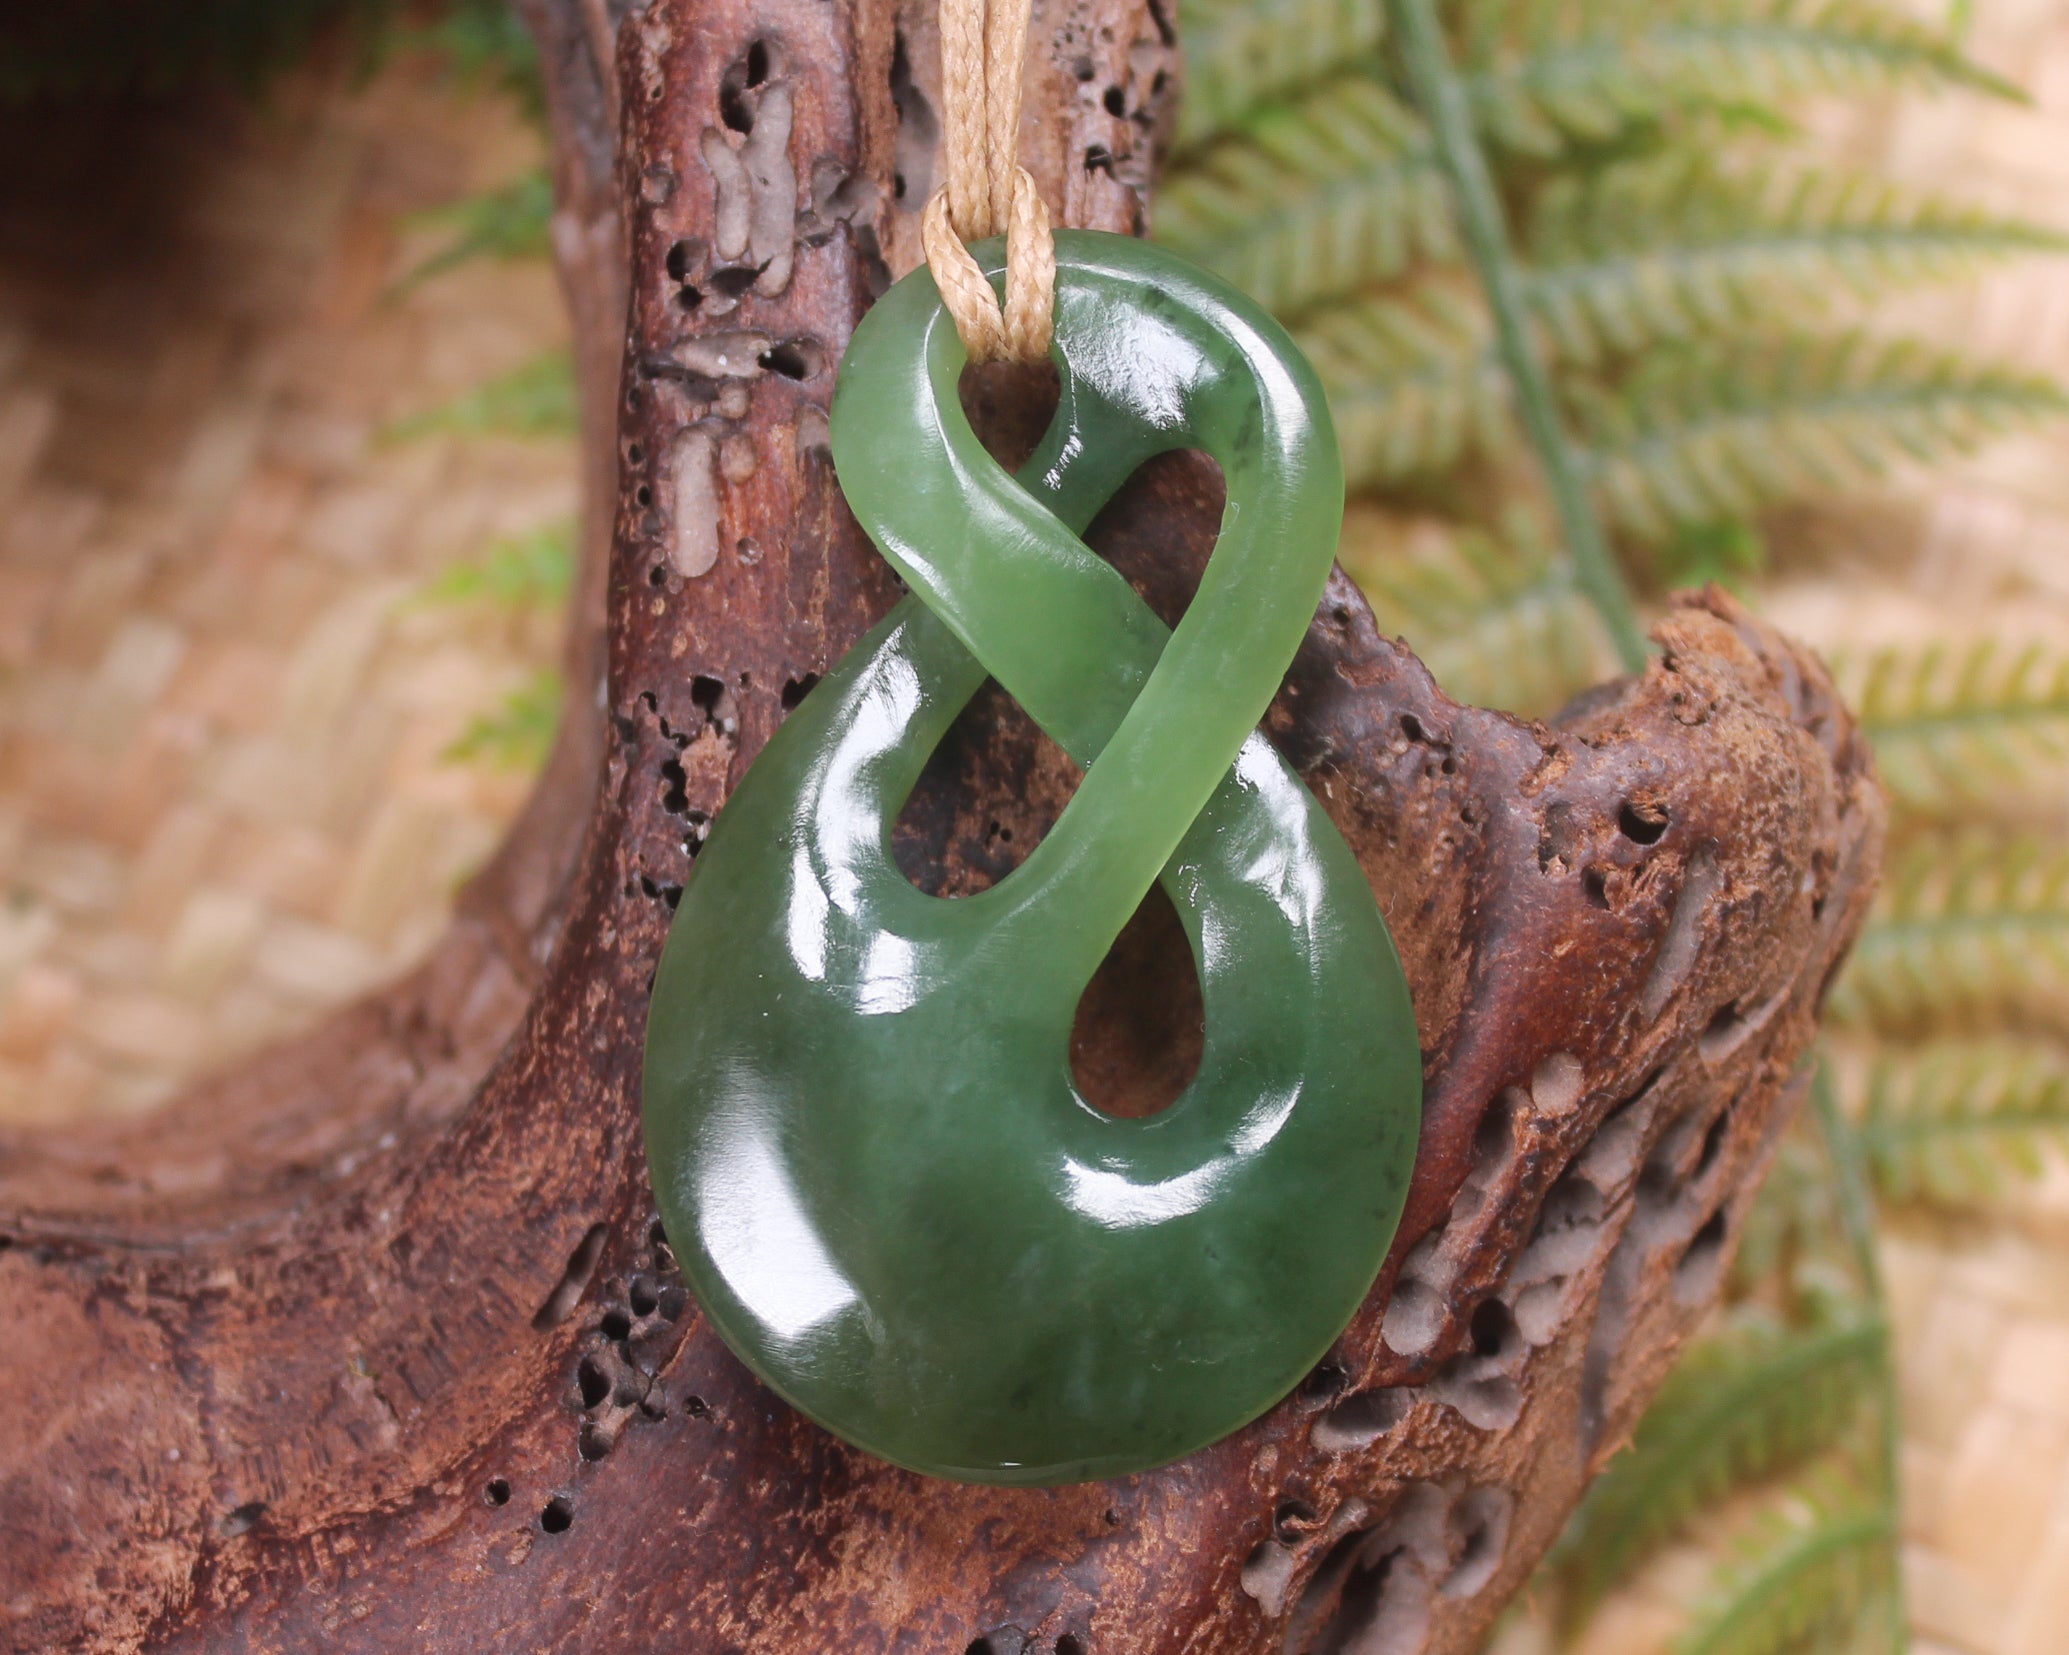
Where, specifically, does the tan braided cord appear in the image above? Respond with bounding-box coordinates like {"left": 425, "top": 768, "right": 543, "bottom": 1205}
{"left": 920, "top": 0, "right": 1056, "bottom": 365}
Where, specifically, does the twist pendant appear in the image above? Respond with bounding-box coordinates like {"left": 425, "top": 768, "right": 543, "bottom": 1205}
{"left": 642, "top": 230, "right": 1422, "bottom": 1485}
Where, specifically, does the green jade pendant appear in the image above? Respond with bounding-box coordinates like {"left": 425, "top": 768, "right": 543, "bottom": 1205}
{"left": 642, "top": 230, "right": 1422, "bottom": 1485}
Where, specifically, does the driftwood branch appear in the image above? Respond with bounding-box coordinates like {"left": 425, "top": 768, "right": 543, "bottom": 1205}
{"left": 0, "top": 2, "right": 1882, "bottom": 1651}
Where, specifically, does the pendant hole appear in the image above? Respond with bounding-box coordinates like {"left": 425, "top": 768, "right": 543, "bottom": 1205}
{"left": 1082, "top": 450, "right": 1225, "bottom": 632}
{"left": 1069, "top": 881, "right": 1204, "bottom": 1118}
{"left": 959, "top": 358, "right": 1062, "bottom": 473}
{"left": 894, "top": 681, "right": 1080, "bottom": 898}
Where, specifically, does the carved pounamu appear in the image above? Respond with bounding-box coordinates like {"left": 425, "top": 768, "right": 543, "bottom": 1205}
{"left": 0, "top": 2, "right": 1882, "bottom": 1651}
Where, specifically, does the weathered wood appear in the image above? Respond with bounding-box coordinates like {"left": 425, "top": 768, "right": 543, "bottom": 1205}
{"left": 0, "top": 2, "right": 1882, "bottom": 1651}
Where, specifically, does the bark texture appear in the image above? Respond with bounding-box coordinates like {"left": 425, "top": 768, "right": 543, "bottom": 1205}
{"left": 0, "top": 1, "right": 1884, "bottom": 1652}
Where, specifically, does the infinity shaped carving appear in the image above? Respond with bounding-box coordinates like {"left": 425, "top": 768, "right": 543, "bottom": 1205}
{"left": 643, "top": 231, "right": 1421, "bottom": 1484}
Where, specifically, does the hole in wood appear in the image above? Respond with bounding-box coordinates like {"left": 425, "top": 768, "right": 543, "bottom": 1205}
{"left": 1299, "top": 1355, "right": 1350, "bottom": 1406}
{"left": 1675, "top": 1207, "right": 1729, "bottom": 1301}
{"left": 531, "top": 1223, "right": 608, "bottom": 1331}
{"left": 1695, "top": 1100, "right": 1733, "bottom": 1178}
{"left": 1617, "top": 799, "right": 1669, "bottom": 845}
{"left": 758, "top": 337, "right": 824, "bottom": 380}
{"left": 1274, "top": 1498, "right": 1320, "bottom": 1541}
{"left": 217, "top": 1501, "right": 265, "bottom": 1538}
{"left": 666, "top": 237, "right": 705, "bottom": 282}
{"left": 1312, "top": 1388, "right": 1412, "bottom": 1452}
{"left": 1468, "top": 1297, "right": 1514, "bottom": 1358}
{"left": 718, "top": 41, "right": 773, "bottom": 133}
{"left": 707, "top": 264, "right": 762, "bottom": 299}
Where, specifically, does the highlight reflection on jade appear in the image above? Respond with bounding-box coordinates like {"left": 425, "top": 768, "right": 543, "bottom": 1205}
{"left": 641, "top": 231, "right": 1423, "bottom": 1485}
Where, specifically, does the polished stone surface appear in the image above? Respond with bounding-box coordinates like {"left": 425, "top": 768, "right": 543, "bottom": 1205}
{"left": 643, "top": 231, "right": 1421, "bottom": 1484}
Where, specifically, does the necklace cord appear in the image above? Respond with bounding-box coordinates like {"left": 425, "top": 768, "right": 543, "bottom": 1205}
{"left": 920, "top": 0, "right": 1057, "bottom": 365}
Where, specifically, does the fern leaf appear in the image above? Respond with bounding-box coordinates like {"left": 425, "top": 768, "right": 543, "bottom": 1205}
{"left": 1526, "top": 154, "right": 2068, "bottom": 365}
{"left": 1458, "top": 0, "right": 2022, "bottom": 157}
{"left": 1675, "top": 1487, "right": 1897, "bottom": 1655}
{"left": 444, "top": 667, "right": 563, "bottom": 772}
{"left": 1155, "top": 75, "right": 1453, "bottom": 316}
{"left": 1556, "top": 1314, "right": 1886, "bottom": 1633}
{"left": 1829, "top": 834, "right": 2069, "bottom": 1039}
{"left": 1846, "top": 1037, "right": 2069, "bottom": 1205}
{"left": 1175, "top": 0, "right": 1388, "bottom": 150}
{"left": 1834, "top": 637, "right": 2069, "bottom": 817}
{"left": 1730, "top": 1113, "right": 1864, "bottom": 1308}
{"left": 1294, "top": 285, "right": 1509, "bottom": 483}
{"left": 382, "top": 349, "right": 577, "bottom": 445}
{"left": 393, "top": 166, "right": 553, "bottom": 293}
{"left": 1574, "top": 333, "right": 2069, "bottom": 542}
{"left": 1341, "top": 510, "right": 1621, "bottom": 715}
{"left": 383, "top": 0, "right": 545, "bottom": 123}
{"left": 412, "top": 522, "right": 575, "bottom": 612}
{"left": 1, "top": 0, "right": 398, "bottom": 100}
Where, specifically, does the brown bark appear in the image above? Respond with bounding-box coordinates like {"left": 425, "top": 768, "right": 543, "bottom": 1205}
{"left": 0, "top": 2, "right": 1883, "bottom": 1652}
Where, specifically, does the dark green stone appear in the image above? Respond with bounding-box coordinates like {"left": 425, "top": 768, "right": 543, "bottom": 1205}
{"left": 642, "top": 230, "right": 1421, "bottom": 1485}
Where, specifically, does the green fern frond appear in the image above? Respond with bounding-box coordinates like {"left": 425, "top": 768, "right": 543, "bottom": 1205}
{"left": 1829, "top": 835, "right": 2069, "bottom": 1039}
{"left": 1575, "top": 333, "right": 2069, "bottom": 541}
{"left": 1, "top": 0, "right": 547, "bottom": 105}
{"left": 1676, "top": 1486, "right": 1897, "bottom": 1655}
{"left": 389, "top": 0, "right": 545, "bottom": 123}
{"left": 1341, "top": 511, "right": 1619, "bottom": 715}
{"left": 1836, "top": 637, "right": 2069, "bottom": 817}
{"left": 1175, "top": 0, "right": 1388, "bottom": 149}
{"left": 1295, "top": 286, "right": 1508, "bottom": 483}
{"left": 1730, "top": 1116, "right": 1862, "bottom": 1309}
{"left": 1458, "top": 0, "right": 2022, "bottom": 158}
{"left": 444, "top": 666, "right": 563, "bottom": 772}
{"left": 1527, "top": 154, "right": 2068, "bottom": 365}
{"left": 393, "top": 166, "right": 554, "bottom": 294}
{"left": 1156, "top": 76, "right": 1453, "bottom": 316}
{"left": 413, "top": 522, "right": 574, "bottom": 613}
{"left": 382, "top": 349, "right": 577, "bottom": 444}
{"left": 1556, "top": 1314, "right": 1886, "bottom": 1633}
{"left": 1846, "top": 1037, "right": 2069, "bottom": 1205}
{"left": 0, "top": 0, "right": 396, "bottom": 100}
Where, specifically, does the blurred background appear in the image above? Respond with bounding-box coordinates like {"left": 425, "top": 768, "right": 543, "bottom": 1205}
{"left": 0, "top": 2, "right": 2065, "bottom": 1650}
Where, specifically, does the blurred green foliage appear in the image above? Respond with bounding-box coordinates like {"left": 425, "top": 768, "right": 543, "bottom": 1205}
{"left": 406, "top": 523, "right": 573, "bottom": 772}
{"left": 383, "top": 348, "right": 579, "bottom": 444}
{"left": 410, "top": 520, "right": 573, "bottom": 610}
{"left": 1169, "top": 2, "right": 2069, "bottom": 1650}
{"left": 444, "top": 665, "right": 563, "bottom": 769}
{"left": 0, "top": 0, "right": 535, "bottom": 104}
{"left": 389, "top": 168, "right": 555, "bottom": 294}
